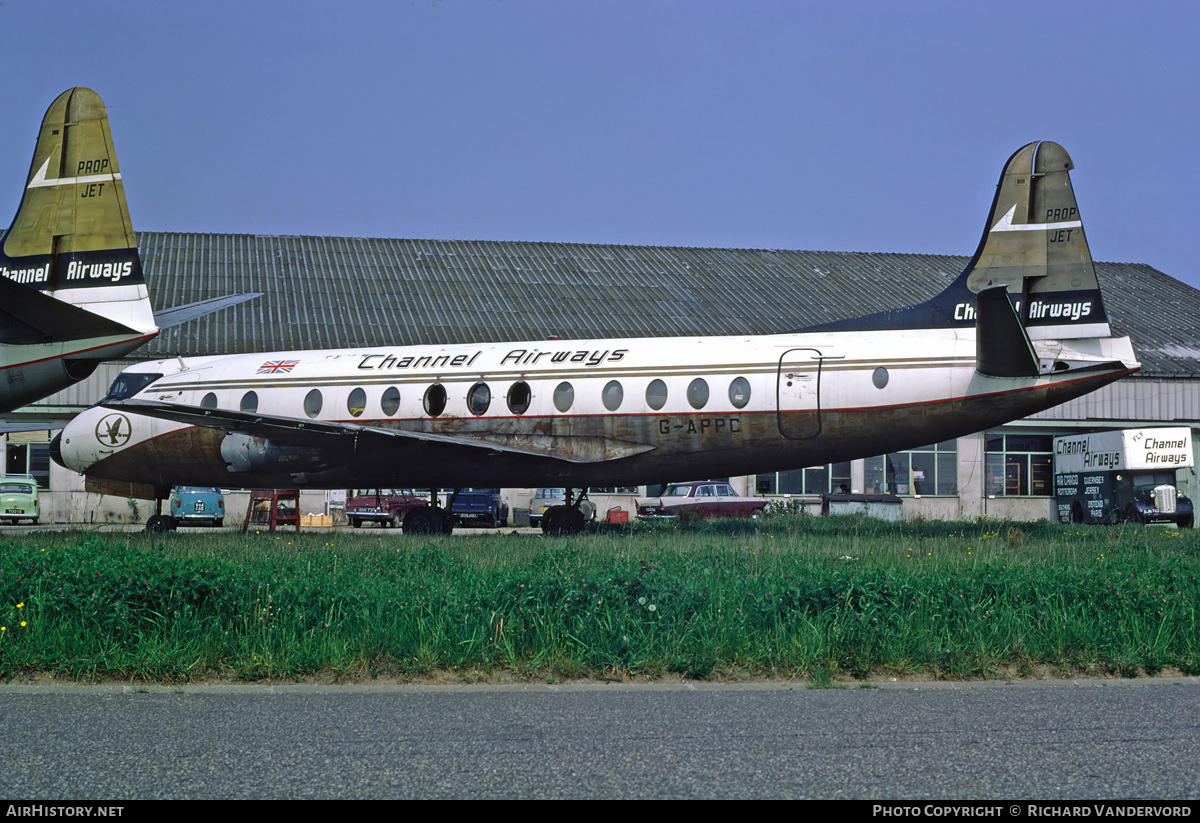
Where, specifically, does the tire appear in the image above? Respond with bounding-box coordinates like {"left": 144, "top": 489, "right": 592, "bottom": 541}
{"left": 1123, "top": 506, "right": 1145, "bottom": 525}
{"left": 543, "top": 506, "right": 585, "bottom": 536}
{"left": 1070, "top": 502, "right": 1085, "bottom": 525}
{"left": 351, "top": 518, "right": 362, "bottom": 528}
{"left": 1179, "top": 514, "right": 1194, "bottom": 529}
{"left": 146, "top": 515, "right": 171, "bottom": 533}
{"left": 750, "top": 508, "right": 763, "bottom": 520}
{"left": 404, "top": 509, "right": 438, "bottom": 535}
{"left": 215, "top": 519, "right": 224, "bottom": 528}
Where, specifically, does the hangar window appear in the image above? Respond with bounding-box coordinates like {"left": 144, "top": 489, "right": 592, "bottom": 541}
{"left": 755, "top": 462, "right": 852, "bottom": 496}
{"left": 728, "top": 377, "right": 751, "bottom": 409}
{"left": 507, "top": 381, "right": 531, "bottom": 415}
{"left": 985, "top": 434, "right": 1052, "bottom": 496}
{"left": 645, "top": 379, "right": 668, "bottom": 411}
{"left": 602, "top": 380, "right": 624, "bottom": 411}
{"left": 347, "top": 387, "right": 367, "bottom": 418}
{"left": 240, "top": 391, "right": 258, "bottom": 413}
{"left": 553, "top": 382, "right": 574, "bottom": 413}
{"left": 687, "top": 378, "right": 709, "bottom": 410}
{"left": 864, "top": 441, "right": 958, "bottom": 496}
{"left": 304, "top": 389, "right": 323, "bottom": 419}
{"left": 381, "top": 387, "right": 400, "bottom": 416}
{"left": 424, "top": 384, "right": 447, "bottom": 417}
{"left": 467, "top": 382, "right": 491, "bottom": 415}
{"left": 201, "top": 393, "right": 218, "bottom": 409}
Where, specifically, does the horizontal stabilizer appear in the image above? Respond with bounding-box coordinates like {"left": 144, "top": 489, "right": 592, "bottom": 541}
{"left": 0, "top": 274, "right": 138, "bottom": 344}
{"left": 154, "top": 292, "right": 263, "bottom": 330}
{"left": 976, "top": 285, "right": 1039, "bottom": 378}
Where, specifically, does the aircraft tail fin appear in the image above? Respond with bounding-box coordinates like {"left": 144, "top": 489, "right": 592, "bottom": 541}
{"left": 0, "top": 87, "right": 157, "bottom": 343}
{"left": 803, "top": 141, "right": 1110, "bottom": 340}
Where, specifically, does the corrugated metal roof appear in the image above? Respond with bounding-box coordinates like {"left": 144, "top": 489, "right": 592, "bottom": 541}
{"left": 136, "top": 233, "right": 1198, "bottom": 377}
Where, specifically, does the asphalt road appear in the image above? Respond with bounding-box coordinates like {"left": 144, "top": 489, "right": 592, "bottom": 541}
{"left": 1, "top": 679, "right": 1197, "bottom": 799}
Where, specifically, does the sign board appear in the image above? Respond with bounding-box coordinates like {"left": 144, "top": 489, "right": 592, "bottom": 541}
{"left": 1053, "top": 427, "right": 1193, "bottom": 474}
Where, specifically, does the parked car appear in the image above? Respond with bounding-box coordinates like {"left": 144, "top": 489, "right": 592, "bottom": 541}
{"left": 636, "top": 481, "right": 766, "bottom": 521}
{"left": 346, "top": 489, "right": 427, "bottom": 528}
{"left": 0, "top": 475, "right": 39, "bottom": 525}
{"left": 447, "top": 488, "right": 508, "bottom": 528}
{"left": 528, "top": 488, "right": 596, "bottom": 527}
{"left": 169, "top": 486, "right": 225, "bottom": 527}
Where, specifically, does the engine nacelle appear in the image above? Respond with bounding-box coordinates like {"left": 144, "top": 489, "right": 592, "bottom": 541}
{"left": 220, "top": 433, "right": 332, "bottom": 474}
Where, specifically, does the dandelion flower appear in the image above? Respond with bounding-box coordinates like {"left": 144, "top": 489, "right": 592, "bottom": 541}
{"left": 17, "top": 603, "right": 23, "bottom": 608}
{"left": 648, "top": 604, "right": 656, "bottom": 612}
{"left": 20, "top": 621, "right": 26, "bottom": 627}
{"left": 638, "top": 597, "right": 646, "bottom": 605}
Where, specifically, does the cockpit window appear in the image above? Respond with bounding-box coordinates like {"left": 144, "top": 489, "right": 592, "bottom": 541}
{"left": 102, "top": 373, "right": 163, "bottom": 402}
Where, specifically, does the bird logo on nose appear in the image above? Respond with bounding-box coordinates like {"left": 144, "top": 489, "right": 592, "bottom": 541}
{"left": 95, "top": 413, "right": 132, "bottom": 447}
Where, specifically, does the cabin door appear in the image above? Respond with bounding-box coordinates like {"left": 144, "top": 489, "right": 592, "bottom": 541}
{"left": 777, "top": 348, "right": 824, "bottom": 440}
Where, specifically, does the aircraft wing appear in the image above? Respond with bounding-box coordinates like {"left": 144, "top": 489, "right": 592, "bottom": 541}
{"left": 154, "top": 293, "right": 263, "bottom": 329}
{"left": 0, "top": 421, "right": 63, "bottom": 433}
{"left": 102, "top": 399, "right": 655, "bottom": 464}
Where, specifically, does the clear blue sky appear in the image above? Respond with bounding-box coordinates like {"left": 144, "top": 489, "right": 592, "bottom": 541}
{"left": 2, "top": 0, "right": 1197, "bottom": 291}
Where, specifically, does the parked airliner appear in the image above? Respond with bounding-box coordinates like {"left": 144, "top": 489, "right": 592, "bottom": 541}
{"left": 0, "top": 88, "right": 254, "bottom": 422}
{"left": 53, "top": 141, "right": 1139, "bottom": 533}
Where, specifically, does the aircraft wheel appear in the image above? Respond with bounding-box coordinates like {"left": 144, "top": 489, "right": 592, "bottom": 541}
{"left": 404, "top": 508, "right": 439, "bottom": 535}
{"left": 146, "top": 515, "right": 171, "bottom": 534}
{"left": 543, "top": 506, "right": 585, "bottom": 536}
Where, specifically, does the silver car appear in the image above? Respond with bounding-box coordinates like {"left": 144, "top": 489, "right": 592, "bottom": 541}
{"left": 528, "top": 488, "right": 596, "bottom": 526}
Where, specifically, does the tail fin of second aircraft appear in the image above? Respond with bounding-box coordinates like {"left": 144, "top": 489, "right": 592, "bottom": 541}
{"left": 804, "top": 141, "right": 1110, "bottom": 340}
{"left": 0, "top": 87, "right": 156, "bottom": 345}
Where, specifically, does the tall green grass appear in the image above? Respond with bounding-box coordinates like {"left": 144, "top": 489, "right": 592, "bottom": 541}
{"left": 0, "top": 516, "right": 1196, "bottom": 683}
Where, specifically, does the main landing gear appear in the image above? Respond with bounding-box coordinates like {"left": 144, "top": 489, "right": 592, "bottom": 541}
{"left": 145, "top": 493, "right": 177, "bottom": 533}
{"left": 541, "top": 489, "right": 589, "bottom": 536}
{"left": 401, "top": 489, "right": 457, "bottom": 535}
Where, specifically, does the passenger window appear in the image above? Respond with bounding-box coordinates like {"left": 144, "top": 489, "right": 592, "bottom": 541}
{"left": 603, "top": 380, "right": 623, "bottom": 411}
{"left": 201, "top": 393, "right": 217, "bottom": 409}
{"left": 873, "top": 367, "right": 889, "bottom": 389}
{"left": 645, "top": 379, "right": 668, "bottom": 410}
{"left": 347, "top": 387, "right": 366, "bottom": 418}
{"left": 728, "top": 377, "right": 751, "bottom": 409}
{"left": 507, "top": 381, "right": 531, "bottom": 415}
{"left": 687, "top": 378, "right": 709, "bottom": 410}
{"left": 240, "top": 391, "right": 258, "bottom": 413}
{"left": 467, "top": 382, "right": 491, "bottom": 415}
{"left": 424, "top": 384, "right": 447, "bottom": 416}
{"left": 304, "top": 389, "right": 323, "bottom": 419}
{"left": 553, "top": 382, "right": 574, "bottom": 413}
{"left": 381, "top": 387, "right": 400, "bottom": 416}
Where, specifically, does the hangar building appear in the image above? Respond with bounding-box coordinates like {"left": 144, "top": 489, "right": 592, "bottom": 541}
{"left": 8, "top": 232, "right": 1200, "bottom": 525}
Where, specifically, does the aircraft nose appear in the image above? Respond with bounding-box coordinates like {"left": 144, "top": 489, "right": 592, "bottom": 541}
{"left": 50, "top": 431, "right": 64, "bottom": 468}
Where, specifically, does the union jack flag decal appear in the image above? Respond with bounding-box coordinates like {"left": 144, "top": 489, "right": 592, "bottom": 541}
{"left": 257, "top": 359, "right": 299, "bottom": 374}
